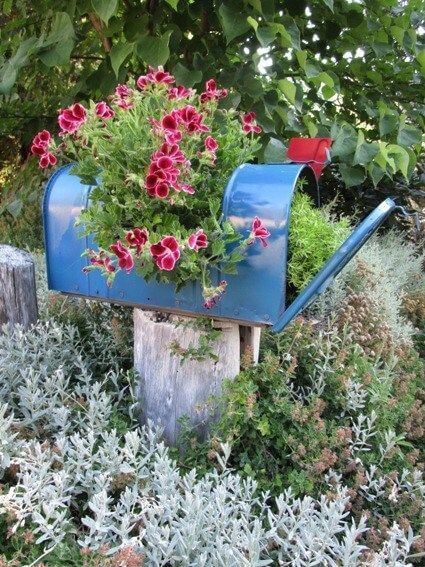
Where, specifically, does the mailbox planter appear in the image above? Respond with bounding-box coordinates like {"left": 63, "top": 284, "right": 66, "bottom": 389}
{"left": 43, "top": 161, "right": 397, "bottom": 331}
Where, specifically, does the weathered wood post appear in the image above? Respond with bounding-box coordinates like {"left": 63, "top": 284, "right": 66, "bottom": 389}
{"left": 0, "top": 245, "right": 38, "bottom": 331}
{"left": 134, "top": 309, "right": 261, "bottom": 444}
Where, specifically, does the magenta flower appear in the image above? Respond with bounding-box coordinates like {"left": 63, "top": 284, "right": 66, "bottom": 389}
{"left": 125, "top": 228, "right": 149, "bottom": 255}
{"left": 31, "top": 130, "right": 51, "bottom": 153}
{"left": 58, "top": 103, "right": 87, "bottom": 134}
{"left": 85, "top": 250, "right": 116, "bottom": 274}
{"left": 38, "top": 152, "right": 57, "bottom": 169}
{"left": 95, "top": 101, "right": 115, "bottom": 119}
{"left": 200, "top": 79, "right": 228, "bottom": 104}
{"left": 173, "top": 105, "right": 209, "bottom": 134}
{"left": 248, "top": 217, "right": 270, "bottom": 247}
{"left": 114, "top": 85, "right": 133, "bottom": 109}
{"left": 152, "top": 143, "right": 186, "bottom": 164}
{"left": 150, "top": 236, "right": 180, "bottom": 271}
{"left": 168, "top": 85, "right": 194, "bottom": 100}
{"left": 137, "top": 66, "right": 175, "bottom": 90}
{"left": 204, "top": 136, "right": 218, "bottom": 152}
{"left": 188, "top": 229, "right": 208, "bottom": 251}
{"left": 242, "top": 112, "right": 262, "bottom": 134}
{"left": 110, "top": 241, "right": 134, "bottom": 272}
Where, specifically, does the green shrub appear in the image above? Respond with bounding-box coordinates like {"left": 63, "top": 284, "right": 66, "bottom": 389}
{"left": 287, "top": 191, "right": 350, "bottom": 291}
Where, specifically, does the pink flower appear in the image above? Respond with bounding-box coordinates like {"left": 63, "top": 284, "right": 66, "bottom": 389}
{"left": 95, "top": 101, "right": 115, "bottom": 119}
{"left": 173, "top": 105, "right": 209, "bottom": 134}
{"left": 110, "top": 241, "right": 134, "bottom": 272}
{"left": 38, "top": 152, "right": 57, "bottom": 169}
{"left": 168, "top": 85, "right": 194, "bottom": 100}
{"left": 152, "top": 143, "right": 186, "bottom": 163}
{"left": 248, "top": 217, "right": 270, "bottom": 247}
{"left": 204, "top": 136, "right": 218, "bottom": 152}
{"left": 85, "top": 250, "right": 116, "bottom": 273}
{"left": 188, "top": 229, "right": 208, "bottom": 251}
{"left": 125, "top": 228, "right": 149, "bottom": 255}
{"left": 31, "top": 130, "right": 51, "bottom": 153}
{"left": 242, "top": 112, "right": 262, "bottom": 134}
{"left": 137, "top": 66, "right": 175, "bottom": 90}
{"left": 150, "top": 236, "right": 180, "bottom": 271}
{"left": 114, "top": 84, "right": 133, "bottom": 110}
{"left": 203, "top": 280, "right": 227, "bottom": 309}
{"left": 200, "top": 79, "right": 228, "bottom": 104}
{"left": 175, "top": 182, "right": 195, "bottom": 194}
{"left": 58, "top": 103, "right": 87, "bottom": 133}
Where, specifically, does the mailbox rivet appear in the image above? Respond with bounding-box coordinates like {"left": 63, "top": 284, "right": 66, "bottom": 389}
{"left": 264, "top": 314, "right": 270, "bottom": 320}
{"left": 74, "top": 284, "right": 79, "bottom": 291}
{"left": 175, "top": 300, "right": 181, "bottom": 306}
{"left": 234, "top": 309, "right": 239, "bottom": 315}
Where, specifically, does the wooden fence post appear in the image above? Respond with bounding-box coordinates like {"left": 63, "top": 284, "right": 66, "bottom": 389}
{"left": 0, "top": 245, "right": 38, "bottom": 331}
{"left": 134, "top": 309, "right": 261, "bottom": 445}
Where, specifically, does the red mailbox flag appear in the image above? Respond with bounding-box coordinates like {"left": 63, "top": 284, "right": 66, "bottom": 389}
{"left": 287, "top": 137, "right": 333, "bottom": 181}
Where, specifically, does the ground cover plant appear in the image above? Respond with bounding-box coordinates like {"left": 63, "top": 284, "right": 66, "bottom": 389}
{"left": 0, "top": 223, "right": 424, "bottom": 565}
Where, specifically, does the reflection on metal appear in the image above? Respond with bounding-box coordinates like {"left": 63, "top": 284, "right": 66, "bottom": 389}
{"left": 43, "top": 163, "right": 396, "bottom": 330}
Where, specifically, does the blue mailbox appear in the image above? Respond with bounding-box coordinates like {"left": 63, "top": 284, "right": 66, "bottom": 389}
{"left": 43, "top": 162, "right": 396, "bottom": 331}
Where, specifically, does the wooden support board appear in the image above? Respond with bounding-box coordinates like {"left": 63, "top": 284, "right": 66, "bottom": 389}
{"left": 0, "top": 245, "right": 38, "bottom": 331}
{"left": 134, "top": 309, "right": 261, "bottom": 445}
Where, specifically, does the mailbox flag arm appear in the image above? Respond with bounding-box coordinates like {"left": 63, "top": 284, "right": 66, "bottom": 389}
{"left": 272, "top": 197, "right": 397, "bottom": 333}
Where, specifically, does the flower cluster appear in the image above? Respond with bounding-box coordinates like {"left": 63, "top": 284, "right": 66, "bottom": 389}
{"left": 31, "top": 67, "right": 267, "bottom": 305}
{"left": 30, "top": 130, "right": 57, "bottom": 168}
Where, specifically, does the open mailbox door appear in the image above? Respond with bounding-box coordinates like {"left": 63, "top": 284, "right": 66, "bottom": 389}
{"left": 272, "top": 197, "right": 397, "bottom": 332}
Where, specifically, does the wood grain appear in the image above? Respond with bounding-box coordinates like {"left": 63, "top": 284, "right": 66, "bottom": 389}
{"left": 0, "top": 245, "right": 38, "bottom": 331}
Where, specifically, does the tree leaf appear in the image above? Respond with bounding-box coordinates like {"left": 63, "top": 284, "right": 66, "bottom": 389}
{"left": 397, "top": 124, "right": 422, "bottom": 147}
{"left": 0, "top": 61, "right": 17, "bottom": 94}
{"left": 387, "top": 144, "right": 410, "bottom": 179}
{"left": 165, "top": 0, "right": 179, "bottom": 10}
{"left": 110, "top": 42, "right": 133, "bottom": 77}
{"left": 136, "top": 31, "right": 173, "bottom": 67}
{"left": 264, "top": 137, "right": 286, "bottom": 163}
{"left": 6, "top": 199, "right": 23, "bottom": 219}
{"left": 278, "top": 79, "right": 296, "bottom": 104}
{"left": 219, "top": 3, "right": 250, "bottom": 44}
{"left": 91, "top": 0, "right": 118, "bottom": 26}
{"left": 339, "top": 164, "right": 366, "bottom": 187}
{"left": 43, "top": 12, "right": 74, "bottom": 47}
{"left": 173, "top": 62, "right": 202, "bottom": 87}
{"left": 322, "top": 0, "right": 334, "bottom": 11}
{"left": 39, "top": 39, "right": 74, "bottom": 67}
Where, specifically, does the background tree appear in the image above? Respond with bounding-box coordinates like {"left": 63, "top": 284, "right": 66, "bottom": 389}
{"left": 0, "top": 0, "right": 424, "bottom": 221}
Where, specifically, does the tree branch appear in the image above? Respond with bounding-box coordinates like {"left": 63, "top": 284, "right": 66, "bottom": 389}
{"left": 88, "top": 12, "right": 112, "bottom": 53}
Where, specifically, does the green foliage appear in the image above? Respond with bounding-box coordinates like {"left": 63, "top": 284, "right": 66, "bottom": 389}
{"left": 0, "top": 0, "right": 423, "bottom": 195}
{"left": 288, "top": 190, "right": 350, "bottom": 291}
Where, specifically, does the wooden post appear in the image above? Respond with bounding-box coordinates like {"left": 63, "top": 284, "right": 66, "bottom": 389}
{"left": 134, "top": 309, "right": 261, "bottom": 445}
{"left": 0, "top": 245, "right": 38, "bottom": 331}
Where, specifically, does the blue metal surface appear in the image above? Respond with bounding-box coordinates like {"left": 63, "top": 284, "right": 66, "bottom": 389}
{"left": 273, "top": 197, "right": 397, "bottom": 332}
{"left": 43, "top": 164, "right": 396, "bottom": 329}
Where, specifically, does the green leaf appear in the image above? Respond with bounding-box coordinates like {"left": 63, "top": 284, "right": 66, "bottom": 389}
{"left": 387, "top": 144, "right": 410, "bottom": 178}
{"left": 165, "top": 0, "right": 179, "bottom": 10}
{"left": 295, "top": 50, "right": 307, "bottom": 69}
{"left": 397, "top": 124, "right": 422, "bottom": 147}
{"left": 0, "top": 61, "right": 17, "bottom": 94}
{"left": 331, "top": 125, "right": 357, "bottom": 158}
{"left": 43, "top": 12, "right": 74, "bottom": 46}
{"left": 110, "top": 42, "right": 133, "bottom": 78}
{"left": 339, "top": 164, "right": 366, "bottom": 187}
{"left": 91, "top": 0, "right": 118, "bottom": 25}
{"left": 136, "top": 31, "right": 173, "bottom": 67}
{"left": 368, "top": 162, "right": 385, "bottom": 186}
{"left": 278, "top": 79, "right": 296, "bottom": 104}
{"left": 379, "top": 110, "right": 399, "bottom": 137}
{"left": 39, "top": 38, "right": 74, "bottom": 67}
{"left": 353, "top": 131, "right": 379, "bottom": 166}
{"left": 264, "top": 137, "right": 286, "bottom": 163}
{"left": 219, "top": 3, "right": 250, "bottom": 44}
{"left": 322, "top": 0, "right": 334, "bottom": 11}
{"left": 256, "top": 26, "right": 276, "bottom": 48}
{"left": 173, "top": 62, "right": 202, "bottom": 87}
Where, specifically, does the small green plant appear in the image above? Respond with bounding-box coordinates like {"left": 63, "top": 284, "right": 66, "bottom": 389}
{"left": 287, "top": 190, "right": 350, "bottom": 291}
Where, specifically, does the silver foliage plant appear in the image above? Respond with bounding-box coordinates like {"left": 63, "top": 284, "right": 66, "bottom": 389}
{"left": 307, "top": 229, "right": 424, "bottom": 345}
{"left": 0, "top": 314, "right": 421, "bottom": 566}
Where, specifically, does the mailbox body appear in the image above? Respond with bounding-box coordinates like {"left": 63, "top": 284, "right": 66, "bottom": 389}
{"left": 43, "top": 162, "right": 317, "bottom": 327}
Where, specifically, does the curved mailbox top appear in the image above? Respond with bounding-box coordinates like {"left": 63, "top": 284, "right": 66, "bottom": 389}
{"left": 43, "top": 162, "right": 316, "bottom": 327}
